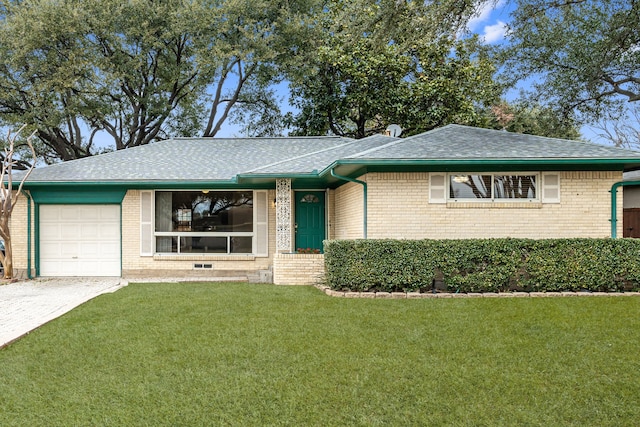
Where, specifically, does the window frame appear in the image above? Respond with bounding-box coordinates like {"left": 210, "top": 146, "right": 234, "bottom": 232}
{"left": 152, "top": 189, "right": 257, "bottom": 255}
{"left": 447, "top": 172, "right": 540, "bottom": 202}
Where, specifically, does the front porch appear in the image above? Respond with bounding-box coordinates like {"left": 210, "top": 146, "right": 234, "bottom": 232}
{"left": 273, "top": 179, "right": 327, "bottom": 285}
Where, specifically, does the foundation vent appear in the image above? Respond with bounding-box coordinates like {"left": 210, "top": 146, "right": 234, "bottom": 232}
{"left": 193, "top": 263, "right": 213, "bottom": 269}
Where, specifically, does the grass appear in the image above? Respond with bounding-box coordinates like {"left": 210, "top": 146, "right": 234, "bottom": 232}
{"left": 1, "top": 283, "right": 640, "bottom": 426}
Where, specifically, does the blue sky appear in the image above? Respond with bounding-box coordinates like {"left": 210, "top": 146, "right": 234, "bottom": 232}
{"left": 466, "top": 0, "right": 511, "bottom": 45}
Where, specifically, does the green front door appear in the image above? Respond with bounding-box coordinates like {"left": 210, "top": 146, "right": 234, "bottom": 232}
{"left": 295, "top": 191, "right": 326, "bottom": 252}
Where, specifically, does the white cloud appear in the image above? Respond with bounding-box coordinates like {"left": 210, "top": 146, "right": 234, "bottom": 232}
{"left": 481, "top": 20, "right": 507, "bottom": 44}
{"left": 467, "top": 0, "right": 506, "bottom": 32}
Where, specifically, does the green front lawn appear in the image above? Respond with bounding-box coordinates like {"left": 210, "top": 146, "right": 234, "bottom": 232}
{"left": 1, "top": 283, "right": 639, "bottom": 426}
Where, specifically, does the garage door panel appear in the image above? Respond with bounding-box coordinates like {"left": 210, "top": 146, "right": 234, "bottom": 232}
{"left": 100, "top": 261, "right": 120, "bottom": 275}
{"left": 100, "top": 206, "right": 120, "bottom": 220}
{"left": 80, "top": 223, "right": 100, "bottom": 238}
{"left": 40, "top": 205, "right": 120, "bottom": 277}
{"left": 77, "top": 260, "right": 119, "bottom": 276}
{"left": 60, "top": 244, "right": 79, "bottom": 257}
{"left": 40, "top": 242, "right": 65, "bottom": 258}
{"left": 79, "top": 206, "right": 101, "bottom": 220}
{"left": 100, "top": 242, "right": 120, "bottom": 253}
{"left": 41, "top": 260, "right": 79, "bottom": 276}
{"left": 40, "top": 242, "right": 80, "bottom": 258}
{"left": 78, "top": 242, "right": 119, "bottom": 257}
{"left": 40, "top": 208, "right": 59, "bottom": 221}
{"left": 66, "top": 224, "right": 120, "bottom": 240}
{"left": 61, "top": 224, "right": 81, "bottom": 239}
{"left": 39, "top": 228, "right": 60, "bottom": 240}
{"left": 59, "top": 205, "right": 82, "bottom": 220}
{"left": 99, "top": 223, "right": 120, "bottom": 238}
{"left": 79, "top": 242, "right": 99, "bottom": 257}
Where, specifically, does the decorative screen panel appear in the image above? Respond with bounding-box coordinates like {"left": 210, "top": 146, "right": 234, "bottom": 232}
{"left": 276, "top": 179, "right": 292, "bottom": 251}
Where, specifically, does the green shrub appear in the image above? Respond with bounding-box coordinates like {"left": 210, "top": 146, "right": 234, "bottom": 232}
{"left": 437, "top": 239, "right": 526, "bottom": 293}
{"left": 323, "top": 238, "right": 640, "bottom": 293}
{"left": 323, "top": 240, "right": 437, "bottom": 292}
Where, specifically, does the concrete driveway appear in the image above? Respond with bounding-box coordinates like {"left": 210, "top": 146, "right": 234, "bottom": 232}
{"left": 0, "top": 278, "right": 125, "bottom": 348}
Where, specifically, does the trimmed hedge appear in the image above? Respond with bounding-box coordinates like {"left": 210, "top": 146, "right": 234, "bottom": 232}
{"left": 324, "top": 239, "right": 640, "bottom": 293}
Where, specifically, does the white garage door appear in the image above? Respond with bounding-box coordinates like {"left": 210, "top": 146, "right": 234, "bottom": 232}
{"left": 40, "top": 205, "right": 121, "bottom": 277}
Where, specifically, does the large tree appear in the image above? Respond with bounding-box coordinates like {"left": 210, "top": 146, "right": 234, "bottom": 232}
{"left": 0, "top": 0, "right": 310, "bottom": 164}
{"left": 284, "top": 0, "right": 501, "bottom": 138}
{"left": 503, "top": 0, "right": 640, "bottom": 122}
{"left": 477, "top": 100, "right": 581, "bottom": 139}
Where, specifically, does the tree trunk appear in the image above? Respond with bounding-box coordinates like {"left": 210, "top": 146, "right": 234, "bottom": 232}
{"left": 0, "top": 126, "right": 37, "bottom": 280}
{"left": 3, "top": 236, "right": 13, "bottom": 279}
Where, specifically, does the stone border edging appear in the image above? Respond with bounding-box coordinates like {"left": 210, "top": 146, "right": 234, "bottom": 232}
{"left": 314, "top": 285, "right": 640, "bottom": 298}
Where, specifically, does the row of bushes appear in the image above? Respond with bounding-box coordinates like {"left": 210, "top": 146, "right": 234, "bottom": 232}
{"left": 323, "top": 239, "right": 640, "bottom": 293}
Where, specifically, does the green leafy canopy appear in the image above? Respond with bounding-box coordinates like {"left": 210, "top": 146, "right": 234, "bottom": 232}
{"left": 285, "top": 0, "right": 504, "bottom": 138}
{"left": 503, "top": 0, "right": 640, "bottom": 122}
{"left": 0, "top": 0, "right": 312, "bottom": 163}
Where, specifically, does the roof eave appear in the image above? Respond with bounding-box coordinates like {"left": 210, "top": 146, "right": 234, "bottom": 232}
{"left": 319, "top": 158, "right": 640, "bottom": 180}
{"left": 20, "top": 178, "right": 246, "bottom": 190}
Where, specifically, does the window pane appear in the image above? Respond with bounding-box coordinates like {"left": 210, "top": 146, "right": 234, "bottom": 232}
{"left": 300, "top": 194, "right": 319, "bottom": 203}
{"left": 181, "top": 236, "right": 227, "bottom": 253}
{"left": 230, "top": 237, "right": 252, "bottom": 254}
{"left": 156, "top": 236, "right": 177, "bottom": 253}
{"left": 155, "top": 191, "right": 253, "bottom": 232}
{"left": 155, "top": 192, "right": 173, "bottom": 232}
{"left": 449, "top": 175, "right": 491, "bottom": 199}
{"left": 192, "top": 192, "right": 253, "bottom": 232}
{"left": 494, "top": 175, "right": 536, "bottom": 199}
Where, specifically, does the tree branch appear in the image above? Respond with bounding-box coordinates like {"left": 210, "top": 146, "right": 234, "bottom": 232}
{"left": 203, "top": 60, "right": 235, "bottom": 136}
{"left": 601, "top": 75, "right": 640, "bottom": 102}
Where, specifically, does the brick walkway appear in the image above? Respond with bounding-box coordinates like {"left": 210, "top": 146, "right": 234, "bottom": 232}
{"left": 0, "top": 278, "right": 124, "bottom": 348}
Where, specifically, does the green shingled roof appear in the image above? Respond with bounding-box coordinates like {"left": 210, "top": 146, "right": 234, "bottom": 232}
{"left": 245, "top": 134, "right": 399, "bottom": 175}
{"left": 25, "top": 136, "right": 354, "bottom": 183}
{"left": 349, "top": 125, "right": 640, "bottom": 160}
{"left": 22, "top": 125, "right": 640, "bottom": 188}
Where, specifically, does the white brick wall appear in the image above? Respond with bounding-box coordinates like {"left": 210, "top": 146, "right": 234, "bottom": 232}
{"left": 362, "top": 171, "right": 622, "bottom": 239}
{"left": 333, "top": 179, "right": 364, "bottom": 239}
{"left": 7, "top": 169, "right": 626, "bottom": 279}
{"left": 10, "top": 193, "right": 34, "bottom": 278}
{"left": 273, "top": 253, "right": 325, "bottom": 285}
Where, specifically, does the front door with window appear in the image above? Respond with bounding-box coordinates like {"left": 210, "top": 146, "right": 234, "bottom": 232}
{"left": 295, "top": 191, "right": 325, "bottom": 252}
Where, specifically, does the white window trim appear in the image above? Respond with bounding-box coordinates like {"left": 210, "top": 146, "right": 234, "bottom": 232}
{"left": 446, "top": 172, "right": 540, "bottom": 203}
{"left": 148, "top": 189, "right": 268, "bottom": 256}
